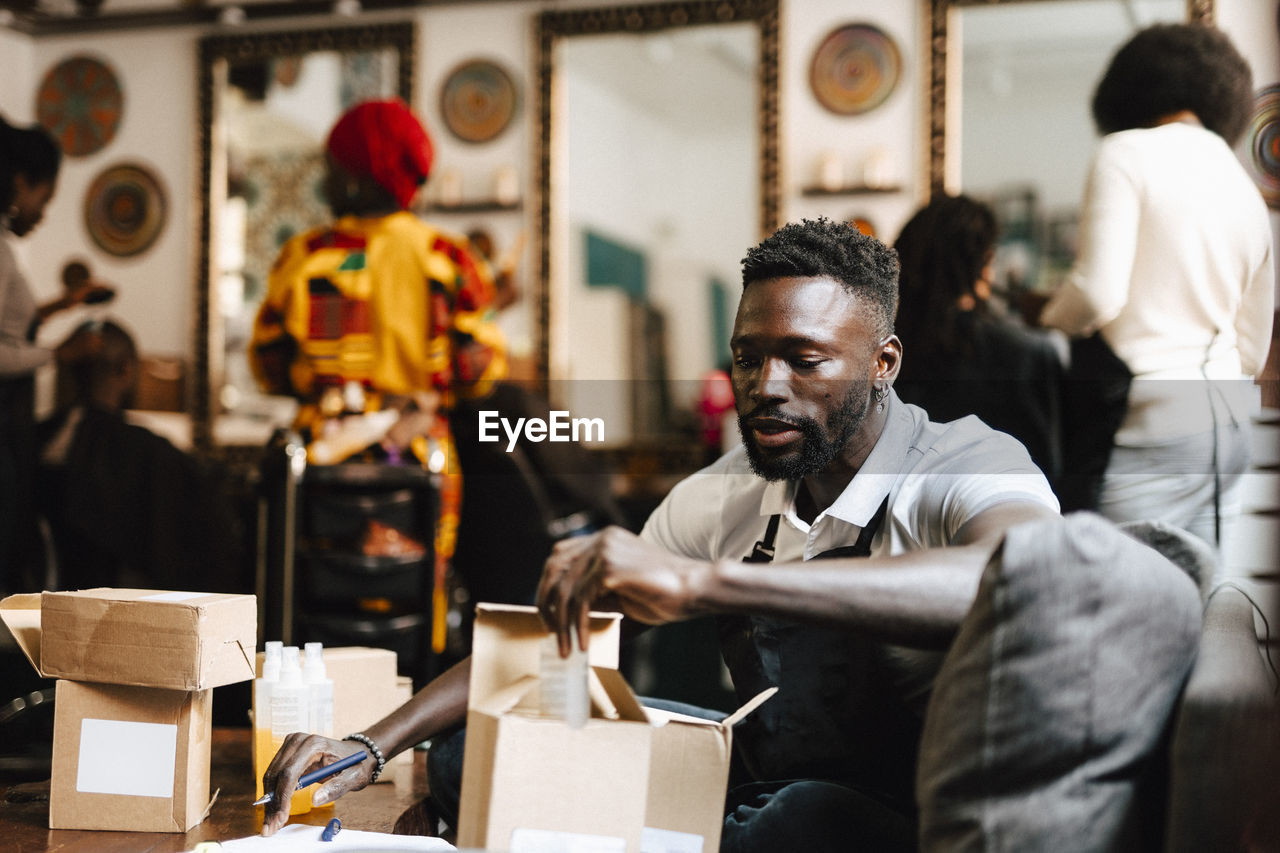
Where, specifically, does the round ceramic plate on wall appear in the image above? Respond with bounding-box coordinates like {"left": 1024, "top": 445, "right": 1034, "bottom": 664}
{"left": 36, "top": 55, "right": 124, "bottom": 158}
{"left": 440, "top": 58, "right": 519, "bottom": 143}
{"left": 809, "top": 23, "right": 901, "bottom": 116}
{"left": 84, "top": 162, "right": 167, "bottom": 257}
{"left": 1247, "top": 84, "right": 1280, "bottom": 209}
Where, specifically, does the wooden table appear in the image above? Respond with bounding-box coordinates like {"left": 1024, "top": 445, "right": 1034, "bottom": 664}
{"left": 0, "top": 728, "right": 434, "bottom": 852}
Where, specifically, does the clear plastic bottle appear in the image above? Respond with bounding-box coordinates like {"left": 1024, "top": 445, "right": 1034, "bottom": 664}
{"left": 252, "top": 641, "right": 282, "bottom": 800}
{"left": 304, "top": 642, "right": 336, "bottom": 808}
{"left": 303, "top": 642, "right": 334, "bottom": 737}
{"left": 539, "top": 629, "right": 589, "bottom": 729}
{"left": 269, "top": 646, "right": 312, "bottom": 814}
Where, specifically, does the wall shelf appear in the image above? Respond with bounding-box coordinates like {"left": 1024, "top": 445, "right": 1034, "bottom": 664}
{"left": 800, "top": 184, "right": 903, "bottom": 198}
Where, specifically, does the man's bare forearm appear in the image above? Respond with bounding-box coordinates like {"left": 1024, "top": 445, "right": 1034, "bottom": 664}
{"left": 696, "top": 547, "right": 990, "bottom": 648}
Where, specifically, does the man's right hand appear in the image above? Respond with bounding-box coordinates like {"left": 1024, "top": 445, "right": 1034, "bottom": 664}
{"left": 260, "top": 733, "right": 373, "bottom": 836}
{"left": 536, "top": 525, "right": 711, "bottom": 658}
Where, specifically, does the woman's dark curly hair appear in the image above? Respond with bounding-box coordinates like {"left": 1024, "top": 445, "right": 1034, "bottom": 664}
{"left": 0, "top": 115, "right": 61, "bottom": 211}
{"left": 893, "top": 194, "right": 997, "bottom": 362}
{"left": 741, "top": 217, "right": 899, "bottom": 338}
{"left": 1091, "top": 23, "right": 1253, "bottom": 145}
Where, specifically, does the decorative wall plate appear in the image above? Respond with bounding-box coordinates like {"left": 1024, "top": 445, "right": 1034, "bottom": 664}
{"left": 84, "top": 163, "right": 167, "bottom": 257}
{"left": 36, "top": 55, "right": 124, "bottom": 157}
{"left": 440, "top": 59, "right": 518, "bottom": 143}
{"left": 1247, "top": 84, "right": 1280, "bottom": 209}
{"left": 809, "top": 23, "right": 901, "bottom": 116}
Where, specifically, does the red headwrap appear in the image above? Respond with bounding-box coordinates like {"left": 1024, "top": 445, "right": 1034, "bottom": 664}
{"left": 326, "top": 99, "right": 434, "bottom": 210}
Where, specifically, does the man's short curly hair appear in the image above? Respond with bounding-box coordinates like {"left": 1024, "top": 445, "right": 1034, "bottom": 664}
{"left": 741, "top": 218, "right": 899, "bottom": 338}
{"left": 1091, "top": 23, "right": 1253, "bottom": 145}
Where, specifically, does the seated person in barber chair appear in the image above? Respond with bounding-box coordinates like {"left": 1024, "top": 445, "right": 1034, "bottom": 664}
{"left": 36, "top": 319, "right": 241, "bottom": 591}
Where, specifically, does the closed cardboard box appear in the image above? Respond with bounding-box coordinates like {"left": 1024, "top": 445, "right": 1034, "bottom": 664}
{"left": 457, "top": 604, "right": 772, "bottom": 853}
{"left": 49, "top": 681, "right": 212, "bottom": 832}
{"left": 0, "top": 589, "right": 256, "bottom": 832}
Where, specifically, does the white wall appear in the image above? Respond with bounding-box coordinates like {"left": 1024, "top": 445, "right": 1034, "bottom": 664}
{"left": 415, "top": 1, "right": 535, "bottom": 356}
{"left": 16, "top": 29, "right": 197, "bottom": 363}
{"left": 784, "top": 1, "right": 922, "bottom": 243}
{"left": 0, "top": 28, "right": 35, "bottom": 118}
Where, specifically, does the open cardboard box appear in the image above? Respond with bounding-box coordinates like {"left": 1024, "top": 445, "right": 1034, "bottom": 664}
{"left": 457, "top": 603, "right": 773, "bottom": 853}
{"left": 0, "top": 589, "right": 256, "bottom": 832}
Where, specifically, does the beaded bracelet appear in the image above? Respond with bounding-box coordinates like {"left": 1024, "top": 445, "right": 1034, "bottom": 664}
{"left": 343, "top": 732, "right": 387, "bottom": 782}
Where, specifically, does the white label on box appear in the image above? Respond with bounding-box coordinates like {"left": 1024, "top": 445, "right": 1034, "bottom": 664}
{"left": 641, "top": 827, "right": 704, "bottom": 853}
{"left": 139, "top": 591, "right": 215, "bottom": 602}
{"left": 77, "top": 719, "right": 178, "bottom": 797}
{"left": 509, "top": 828, "right": 627, "bottom": 853}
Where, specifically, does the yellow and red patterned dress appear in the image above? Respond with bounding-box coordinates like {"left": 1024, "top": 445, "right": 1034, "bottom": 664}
{"left": 250, "top": 210, "right": 506, "bottom": 649}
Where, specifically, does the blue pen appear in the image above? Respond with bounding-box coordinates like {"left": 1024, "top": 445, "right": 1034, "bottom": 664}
{"left": 252, "top": 750, "right": 367, "bottom": 806}
{"left": 320, "top": 818, "right": 342, "bottom": 841}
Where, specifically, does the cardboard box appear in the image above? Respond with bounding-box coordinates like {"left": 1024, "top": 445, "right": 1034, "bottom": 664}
{"left": 457, "top": 604, "right": 772, "bottom": 853}
{"left": 0, "top": 589, "right": 256, "bottom": 832}
{"left": 49, "top": 681, "right": 212, "bottom": 832}
{"left": 253, "top": 645, "right": 414, "bottom": 778}
{"left": 7, "top": 589, "right": 256, "bottom": 690}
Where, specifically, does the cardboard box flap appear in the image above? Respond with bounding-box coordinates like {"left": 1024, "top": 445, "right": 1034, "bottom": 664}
{"left": 643, "top": 705, "right": 722, "bottom": 729}
{"left": 469, "top": 603, "right": 621, "bottom": 711}
{"left": 0, "top": 594, "right": 44, "bottom": 675}
{"left": 643, "top": 687, "right": 777, "bottom": 730}
{"left": 474, "top": 674, "right": 541, "bottom": 717}
{"left": 472, "top": 668, "right": 651, "bottom": 726}
{"left": 587, "top": 667, "right": 621, "bottom": 720}
{"left": 590, "top": 666, "right": 649, "bottom": 723}
{"left": 721, "top": 687, "right": 778, "bottom": 729}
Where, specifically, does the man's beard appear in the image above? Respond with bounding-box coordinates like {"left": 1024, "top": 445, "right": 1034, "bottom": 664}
{"left": 737, "top": 383, "right": 872, "bottom": 481}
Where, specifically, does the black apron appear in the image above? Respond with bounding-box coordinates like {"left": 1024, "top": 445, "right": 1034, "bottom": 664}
{"left": 717, "top": 496, "right": 921, "bottom": 811}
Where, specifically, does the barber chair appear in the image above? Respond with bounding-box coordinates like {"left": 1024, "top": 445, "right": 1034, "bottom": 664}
{"left": 258, "top": 430, "right": 442, "bottom": 688}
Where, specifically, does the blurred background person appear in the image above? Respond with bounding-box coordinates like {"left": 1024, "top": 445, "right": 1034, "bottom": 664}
{"left": 1034, "top": 24, "right": 1273, "bottom": 550}
{"left": 249, "top": 99, "right": 521, "bottom": 653}
{"left": 35, "top": 319, "right": 242, "bottom": 592}
{"left": 1, "top": 115, "right": 113, "bottom": 593}
{"left": 893, "top": 193, "right": 1065, "bottom": 492}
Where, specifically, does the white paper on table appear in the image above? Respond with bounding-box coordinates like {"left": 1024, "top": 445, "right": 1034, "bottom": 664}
{"left": 190, "top": 824, "right": 458, "bottom": 851}
{"left": 640, "top": 826, "right": 704, "bottom": 853}
{"left": 77, "top": 718, "right": 178, "bottom": 797}
{"left": 509, "top": 827, "right": 627, "bottom": 853}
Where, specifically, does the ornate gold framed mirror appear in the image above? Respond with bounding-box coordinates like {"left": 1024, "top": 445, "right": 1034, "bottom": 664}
{"left": 923, "top": 0, "right": 1213, "bottom": 297}
{"left": 926, "top": 0, "right": 1214, "bottom": 197}
{"left": 535, "top": 0, "right": 779, "bottom": 449}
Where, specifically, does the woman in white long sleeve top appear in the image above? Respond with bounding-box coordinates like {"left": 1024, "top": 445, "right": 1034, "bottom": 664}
{"left": 1, "top": 116, "right": 108, "bottom": 592}
{"left": 1039, "top": 24, "right": 1274, "bottom": 552}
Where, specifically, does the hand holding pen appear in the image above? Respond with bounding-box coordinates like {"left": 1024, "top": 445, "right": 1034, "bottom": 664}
{"left": 252, "top": 749, "right": 366, "bottom": 806}
{"left": 260, "top": 735, "right": 376, "bottom": 837}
